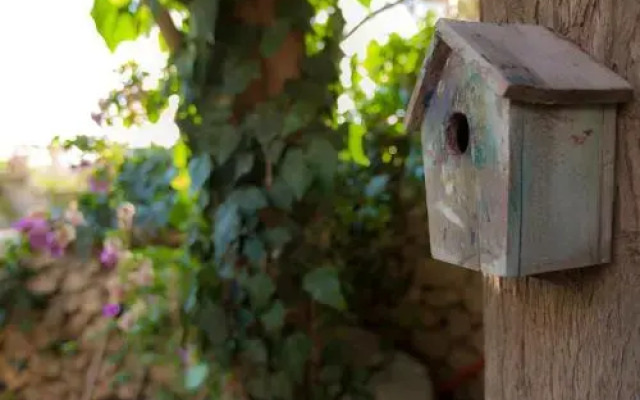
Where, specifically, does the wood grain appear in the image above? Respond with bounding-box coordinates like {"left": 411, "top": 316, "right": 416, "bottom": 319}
{"left": 481, "top": 0, "right": 640, "bottom": 398}
{"left": 517, "top": 105, "right": 608, "bottom": 275}
{"left": 436, "top": 19, "right": 633, "bottom": 104}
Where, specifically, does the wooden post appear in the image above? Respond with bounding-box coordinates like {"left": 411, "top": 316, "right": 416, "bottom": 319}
{"left": 480, "top": 1, "right": 640, "bottom": 399}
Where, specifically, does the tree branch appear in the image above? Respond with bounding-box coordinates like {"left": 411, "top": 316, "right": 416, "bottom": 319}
{"left": 343, "top": 0, "right": 411, "bottom": 41}
{"left": 144, "top": 0, "right": 183, "bottom": 52}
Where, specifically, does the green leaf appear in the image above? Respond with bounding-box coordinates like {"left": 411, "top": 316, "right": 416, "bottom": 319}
{"left": 242, "top": 338, "right": 268, "bottom": 364}
{"left": 243, "top": 236, "right": 266, "bottom": 266}
{"left": 212, "top": 125, "right": 241, "bottom": 164}
{"left": 91, "top": 0, "right": 152, "bottom": 52}
{"left": 213, "top": 201, "right": 240, "bottom": 259}
{"left": 260, "top": 19, "right": 291, "bottom": 57}
{"left": 265, "top": 140, "right": 285, "bottom": 163}
{"left": 356, "top": 0, "right": 372, "bottom": 7}
{"left": 263, "top": 227, "right": 292, "bottom": 249}
{"left": 197, "top": 301, "right": 228, "bottom": 345}
{"left": 173, "top": 140, "right": 190, "bottom": 168}
{"left": 270, "top": 371, "right": 293, "bottom": 400}
{"left": 261, "top": 301, "right": 285, "bottom": 333}
{"left": 246, "top": 370, "right": 269, "bottom": 400}
{"left": 282, "top": 332, "right": 312, "bottom": 383}
{"left": 234, "top": 152, "right": 254, "bottom": 181}
{"left": 188, "top": 154, "right": 212, "bottom": 193}
{"left": 281, "top": 149, "right": 312, "bottom": 200}
{"left": 282, "top": 103, "right": 315, "bottom": 136}
{"left": 185, "top": 363, "right": 209, "bottom": 391}
{"left": 306, "top": 137, "right": 337, "bottom": 187}
{"left": 244, "top": 272, "right": 275, "bottom": 311}
{"left": 228, "top": 187, "right": 268, "bottom": 213}
{"left": 268, "top": 178, "right": 295, "bottom": 210}
{"left": 246, "top": 103, "right": 283, "bottom": 146}
{"left": 303, "top": 267, "right": 346, "bottom": 310}
{"left": 223, "top": 58, "right": 260, "bottom": 95}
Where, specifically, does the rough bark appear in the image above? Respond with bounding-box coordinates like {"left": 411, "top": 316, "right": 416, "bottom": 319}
{"left": 480, "top": 0, "right": 640, "bottom": 399}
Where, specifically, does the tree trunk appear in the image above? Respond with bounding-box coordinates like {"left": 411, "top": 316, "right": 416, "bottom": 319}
{"left": 480, "top": 1, "right": 640, "bottom": 399}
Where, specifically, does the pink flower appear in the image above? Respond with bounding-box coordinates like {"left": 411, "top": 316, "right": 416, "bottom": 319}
{"left": 100, "top": 245, "right": 119, "bottom": 269}
{"left": 102, "top": 303, "right": 121, "bottom": 318}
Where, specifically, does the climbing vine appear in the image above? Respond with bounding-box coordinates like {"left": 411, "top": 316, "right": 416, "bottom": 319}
{"left": 86, "top": 0, "right": 437, "bottom": 398}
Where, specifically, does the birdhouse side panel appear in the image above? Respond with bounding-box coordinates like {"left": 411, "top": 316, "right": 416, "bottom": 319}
{"left": 516, "top": 104, "right": 615, "bottom": 275}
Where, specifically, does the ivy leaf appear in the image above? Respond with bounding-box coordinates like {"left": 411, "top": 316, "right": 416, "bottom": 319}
{"left": 245, "top": 272, "right": 275, "bottom": 311}
{"left": 306, "top": 137, "right": 338, "bottom": 187}
{"left": 228, "top": 187, "right": 268, "bottom": 213}
{"left": 223, "top": 58, "right": 260, "bottom": 95}
{"left": 282, "top": 103, "right": 315, "bottom": 137}
{"left": 196, "top": 300, "right": 228, "bottom": 345}
{"left": 303, "top": 267, "right": 346, "bottom": 310}
{"left": 246, "top": 103, "right": 283, "bottom": 146}
{"left": 188, "top": 154, "right": 212, "bottom": 194}
{"left": 281, "top": 149, "right": 312, "bottom": 200}
{"left": 356, "top": 0, "right": 372, "bottom": 7}
{"left": 282, "top": 332, "right": 312, "bottom": 383}
{"left": 268, "top": 178, "right": 295, "bottom": 210}
{"left": 212, "top": 125, "right": 241, "bottom": 165}
{"left": 185, "top": 363, "right": 209, "bottom": 391}
{"left": 260, "top": 19, "right": 291, "bottom": 57}
{"left": 263, "top": 227, "right": 292, "bottom": 249}
{"left": 243, "top": 236, "right": 266, "bottom": 266}
{"left": 270, "top": 371, "right": 293, "bottom": 400}
{"left": 265, "top": 140, "right": 285, "bottom": 164}
{"left": 234, "top": 152, "right": 254, "bottom": 181}
{"left": 213, "top": 201, "right": 240, "bottom": 260}
{"left": 261, "top": 301, "right": 285, "bottom": 333}
{"left": 246, "top": 370, "right": 269, "bottom": 400}
{"left": 242, "top": 338, "right": 268, "bottom": 364}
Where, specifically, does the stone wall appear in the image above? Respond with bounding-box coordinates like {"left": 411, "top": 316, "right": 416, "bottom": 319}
{"left": 0, "top": 256, "right": 176, "bottom": 400}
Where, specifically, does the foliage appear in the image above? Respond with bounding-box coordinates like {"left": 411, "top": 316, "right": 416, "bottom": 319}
{"left": 74, "top": 0, "right": 438, "bottom": 398}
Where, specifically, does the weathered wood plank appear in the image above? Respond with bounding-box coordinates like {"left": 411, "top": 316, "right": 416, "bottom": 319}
{"left": 436, "top": 19, "right": 633, "bottom": 104}
{"left": 517, "top": 105, "right": 606, "bottom": 275}
{"left": 405, "top": 36, "right": 452, "bottom": 132}
{"left": 422, "top": 53, "right": 480, "bottom": 270}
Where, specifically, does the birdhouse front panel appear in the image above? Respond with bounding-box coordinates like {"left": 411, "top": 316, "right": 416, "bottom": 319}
{"left": 422, "top": 51, "right": 513, "bottom": 272}
{"left": 406, "top": 19, "right": 632, "bottom": 277}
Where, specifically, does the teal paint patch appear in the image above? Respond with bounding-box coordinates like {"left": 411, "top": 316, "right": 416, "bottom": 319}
{"left": 472, "top": 126, "right": 499, "bottom": 168}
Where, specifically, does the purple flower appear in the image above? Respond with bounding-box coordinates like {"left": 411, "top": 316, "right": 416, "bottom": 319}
{"left": 100, "top": 245, "right": 119, "bottom": 269}
{"left": 102, "top": 303, "right": 121, "bottom": 318}
{"left": 178, "top": 348, "right": 189, "bottom": 364}
{"left": 12, "top": 216, "right": 48, "bottom": 233}
{"left": 27, "top": 224, "right": 50, "bottom": 251}
{"left": 46, "top": 232, "right": 65, "bottom": 258}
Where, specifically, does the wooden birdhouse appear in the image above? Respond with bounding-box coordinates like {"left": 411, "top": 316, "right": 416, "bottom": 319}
{"left": 405, "top": 19, "right": 633, "bottom": 277}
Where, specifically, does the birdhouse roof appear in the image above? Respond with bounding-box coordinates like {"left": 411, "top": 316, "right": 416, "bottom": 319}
{"left": 405, "top": 19, "right": 633, "bottom": 131}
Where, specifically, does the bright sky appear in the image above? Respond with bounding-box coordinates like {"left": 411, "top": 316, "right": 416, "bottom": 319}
{"left": 0, "top": 0, "right": 444, "bottom": 166}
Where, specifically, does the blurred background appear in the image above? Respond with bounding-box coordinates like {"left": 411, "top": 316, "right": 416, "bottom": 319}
{"left": 0, "top": 1, "right": 482, "bottom": 400}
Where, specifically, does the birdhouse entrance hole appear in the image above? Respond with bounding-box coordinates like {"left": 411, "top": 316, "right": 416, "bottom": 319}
{"left": 446, "top": 112, "right": 469, "bottom": 155}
